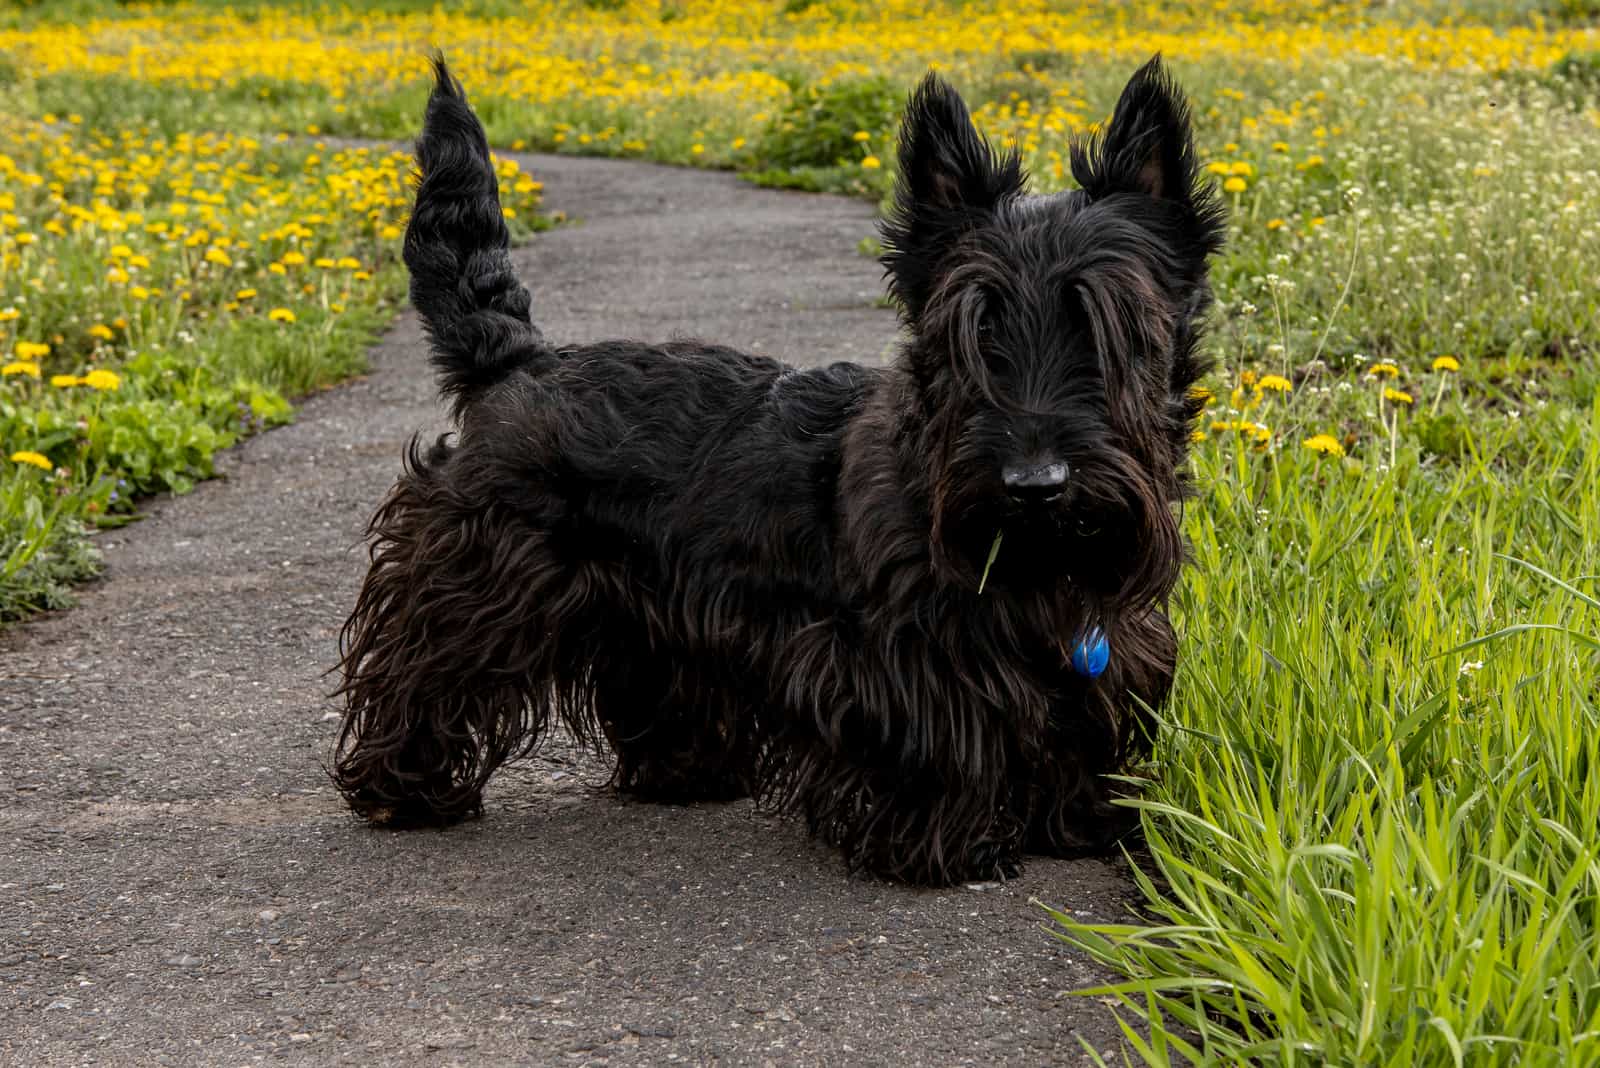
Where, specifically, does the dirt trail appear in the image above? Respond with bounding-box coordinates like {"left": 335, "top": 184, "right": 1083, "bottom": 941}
{"left": 1, "top": 153, "right": 1134, "bottom": 1065}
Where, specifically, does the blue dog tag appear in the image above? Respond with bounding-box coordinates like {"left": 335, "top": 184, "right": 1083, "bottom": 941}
{"left": 1070, "top": 627, "right": 1110, "bottom": 678}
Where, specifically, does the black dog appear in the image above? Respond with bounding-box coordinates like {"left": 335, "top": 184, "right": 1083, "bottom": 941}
{"left": 334, "top": 56, "right": 1223, "bottom": 885}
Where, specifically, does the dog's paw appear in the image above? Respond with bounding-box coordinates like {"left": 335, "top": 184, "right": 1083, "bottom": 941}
{"left": 960, "top": 842, "right": 1023, "bottom": 885}
{"left": 344, "top": 790, "right": 479, "bottom": 830}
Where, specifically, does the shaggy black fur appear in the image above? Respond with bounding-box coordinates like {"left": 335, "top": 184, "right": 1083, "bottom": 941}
{"left": 334, "top": 55, "right": 1225, "bottom": 885}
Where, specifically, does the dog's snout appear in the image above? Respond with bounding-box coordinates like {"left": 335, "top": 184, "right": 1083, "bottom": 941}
{"left": 1001, "top": 459, "right": 1069, "bottom": 503}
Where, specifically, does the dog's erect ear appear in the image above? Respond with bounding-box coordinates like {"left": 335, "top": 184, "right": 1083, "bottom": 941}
{"left": 1071, "top": 56, "right": 1203, "bottom": 208}
{"left": 880, "top": 73, "right": 1023, "bottom": 320}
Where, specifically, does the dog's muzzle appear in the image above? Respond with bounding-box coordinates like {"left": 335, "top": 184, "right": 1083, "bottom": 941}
{"left": 1001, "top": 458, "right": 1069, "bottom": 504}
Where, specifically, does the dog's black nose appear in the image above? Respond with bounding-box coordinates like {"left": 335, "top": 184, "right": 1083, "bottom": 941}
{"left": 1002, "top": 459, "right": 1069, "bottom": 503}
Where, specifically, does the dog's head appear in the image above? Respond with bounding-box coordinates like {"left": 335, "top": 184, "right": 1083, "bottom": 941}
{"left": 880, "top": 57, "right": 1225, "bottom": 609}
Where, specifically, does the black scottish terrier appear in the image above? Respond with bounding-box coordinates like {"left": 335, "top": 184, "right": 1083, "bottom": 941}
{"left": 334, "top": 55, "right": 1223, "bottom": 885}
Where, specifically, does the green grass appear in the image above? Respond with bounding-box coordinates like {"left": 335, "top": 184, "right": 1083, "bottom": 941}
{"left": 0, "top": 262, "right": 408, "bottom": 621}
{"left": 1046, "top": 397, "right": 1600, "bottom": 1064}
{"left": 0, "top": 112, "right": 550, "bottom": 622}
{"left": 0, "top": 471, "right": 102, "bottom": 619}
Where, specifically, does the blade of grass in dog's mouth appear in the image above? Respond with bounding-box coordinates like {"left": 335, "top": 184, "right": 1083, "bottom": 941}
{"left": 978, "top": 530, "right": 1003, "bottom": 594}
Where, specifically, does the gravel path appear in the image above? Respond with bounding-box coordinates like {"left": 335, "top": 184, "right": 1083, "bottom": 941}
{"left": 1, "top": 153, "right": 1137, "bottom": 1066}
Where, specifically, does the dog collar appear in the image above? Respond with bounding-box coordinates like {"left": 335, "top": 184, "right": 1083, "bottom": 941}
{"left": 1070, "top": 627, "right": 1110, "bottom": 678}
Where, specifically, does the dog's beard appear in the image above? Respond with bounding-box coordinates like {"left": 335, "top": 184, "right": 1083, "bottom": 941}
{"left": 932, "top": 453, "right": 1180, "bottom": 610}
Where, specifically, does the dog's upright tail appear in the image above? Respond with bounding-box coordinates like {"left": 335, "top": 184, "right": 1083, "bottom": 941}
{"left": 405, "top": 55, "right": 552, "bottom": 414}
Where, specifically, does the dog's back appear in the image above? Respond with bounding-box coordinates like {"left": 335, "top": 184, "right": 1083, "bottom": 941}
{"left": 469, "top": 337, "right": 877, "bottom": 595}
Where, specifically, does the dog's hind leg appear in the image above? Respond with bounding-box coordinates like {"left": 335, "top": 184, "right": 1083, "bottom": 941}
{"left": 590, "top": 651, "right": 756, "bottom": 803}
{"left": 332, "top": 449, "right": 559, "bottom": 827}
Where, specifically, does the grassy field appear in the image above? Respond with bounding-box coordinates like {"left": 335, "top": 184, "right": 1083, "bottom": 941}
{"left": 0, "top": 66, "right": 548, "bottom": 619}
{"left": 3, "top": 1, "right": 1599, "bottom": 1063}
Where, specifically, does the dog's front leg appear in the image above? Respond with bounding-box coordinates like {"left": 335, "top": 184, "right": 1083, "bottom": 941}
{"left": 1026, "top": 609, "right": 1175, "bottom": 856}
{"left": 771, "top": 626, "right": 1026, "bottom": 885}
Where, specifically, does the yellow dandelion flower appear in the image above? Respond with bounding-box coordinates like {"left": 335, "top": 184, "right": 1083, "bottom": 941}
{"left": 1, "top": 360, "right": 41, "bottom": 378}
{"left": 1189, "top": 429, "right": 1206, "bottom": 444}
{"left": 82, "top": 369, "right": 120, "bottom": 391}
{"left": 1367, "top": 363, "right": 1400, "bottom": 379}
{"left": 336, "top": 257, "right": 361, "bottom": 270}
{"left": 1228, "top": 161, "right": 1254, "bottom": 177}
{"left": 313, "top": 257, "right": 336, "bottom": 269}
{"left": 281, "top": 251, "right": 307, "bottom": 266}
{"left": 130, "top": 286, "right": 151, "bottom": 301}
{"left": 236, "top": 288, "right": 257, "bottom": 300}
{"left": 50, "top": 374, "right": 81, "bottom": 388}
{"left": 204, "top": 248, "right": 233, "bottom": 266}
{"left": 379, "top": 225, "right": 402, "bottom": 240}
{"left": 88, "top": 324, "right": 114, "bottom": 341}
{"left": 106, "top": 266, "right": 130, "bottom": 285}
{"left": 1432, "top": 355, "right": 1461, "bottom": 373}
{"left": 268, "top": 307, "right": 296, "bottom": 323}
{"left": 1266, "top": 218, "right": 1285, "bottom": 230}
{"left": 861, "top": 156, "right": 882, "bottom": 170}
{"left": 10, "top": 450, "right": 52, "bottom": 470}
{"left": 1187, "top": 385, "right": 1214, "bottom": 405}
{"left": 1223, "top": 177, "right": 1247, "bottom": 193}
{"left": 0, "top": 308, "right": 18, "bottom": 322}
{"left": 1303, "top": 434, "right": 1345, "bottom": 457}
{"left": 852, "top": 131, "right": 872, "bottom": 142}
{"left": 14, "top": 341, "right": 49, "bottom": 359}
{"left": 353, "top": 271, "right": 371, "bottom": 281}
{"left": 109, "top": 244, "right": 133, "bottom": 259}
{"left": 1384, "top": 387, "right": 1414, "bottom": 406}
{"left": 268, "top": 263, "right": 287, "bottom": 276}
{"left": 1210, "top": 419, "right": 1271, "bottom": 443}
{"left": 1256, "top": 374, "right": 1292, "bottom": 393}
{"left": 127, "top": 254, "right": 150, "bottom": 269}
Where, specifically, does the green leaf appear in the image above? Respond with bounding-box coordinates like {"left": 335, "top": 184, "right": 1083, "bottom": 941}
{"left": 978, "top": 529, "right": 1002, "bottom": 595}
